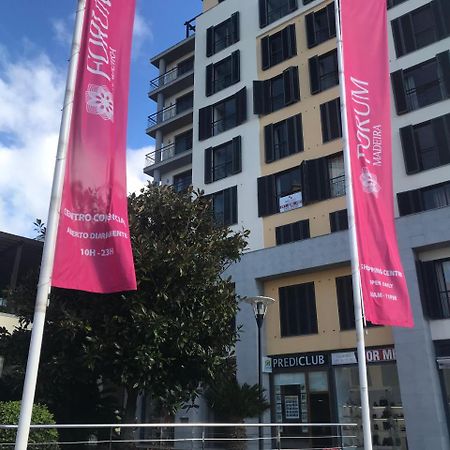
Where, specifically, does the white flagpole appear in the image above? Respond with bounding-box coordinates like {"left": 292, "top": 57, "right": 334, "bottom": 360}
{"left": 334, "top": 1, "right": 373, "bottom": 449}
{"left": 14, "top": 1, "right": 87, "bottom": 448}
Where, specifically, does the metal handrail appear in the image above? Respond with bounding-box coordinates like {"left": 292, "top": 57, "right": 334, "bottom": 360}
{"left": 149, "top": 58, "right": 194, "bottom": 90}
{"left": 147, "top": 99, "right": 193, "bottom": 127}
{"left": 330, "top": 174, "right": 346, "bottom": 197}
{"left": 145, "top": 142, "right": 192, "bottom": 168}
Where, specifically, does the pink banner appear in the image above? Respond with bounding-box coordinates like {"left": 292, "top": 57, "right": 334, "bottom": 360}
{"left": 52, "top": 0, "right": 137, "bottom": 293}
{"left": 341, "top": 0, "right": 413, "bottom": 327}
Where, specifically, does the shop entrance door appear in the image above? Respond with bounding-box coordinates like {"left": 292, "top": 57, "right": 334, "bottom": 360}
{"left": 310, "top": 392, "right": 332, "bottom": 447}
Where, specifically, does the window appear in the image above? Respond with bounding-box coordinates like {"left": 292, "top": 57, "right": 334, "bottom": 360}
{"left": 253, "top": 66, "right": 300, "bottom": 115}
{"left": 206, "top": 12, "right": 239, "bottom": 56}
{"left": 309, "top": 49, "right": 339, "bottom": 94}
{"left": 177, "top": 57, "right": 194, "bottom": 76}
{"left": 330, "top": 209, "right": 348, "bottom": 232}
{"left": 391, "top": 52, "right": 450, "bottom": 114}
{"left": 205, "top": 136, "right": 242, "bottom": 183}
{"left": 257, "top": 166, "right": 302, "bottom": 216}
{"left": 399, "top": 113, "right": 450, "bottom": 174}
{"left": 173, "top": 170, "right": 192, "bottom": 193}
{"left": 397, "top": 180, "right": 450, "bottom": 216}
{"left": 206, "top": 51, "right": 240, "bottom": 96}
{"left": 261, "top": 24, "right": 297, "bottom": 70}
{"left": 175, "top": 92, "right": 193, "bottom": 114}
{"left": 207, "top": 186, "right": 238, "bottom": 227}
{"left": 418, "top": 258, "right": 450, "bottom": 319}
{"left": 275, "top": 219, "right": 310, "bottom": 245}
{"left": 328, "top": 154, "right": 345, "bottom": 197}
{"left": 320, "top": 97, "right": 342, "bottom": 142}
{"left": 259, "top": 0, "right": 298, "bottom": 28}
{"left": 279, "top": 282, "right": 318, "bottom": 337}
{"left": 174, "top": 129, "right": 193, "bottom": 155}
{"left": 199, "top": 88, "right": 247, "bottom": 140}
{"left": 391, "top": 1, "right": 450, "bottom": 58}
{"left": 305, "top": 4, "right": 336, "bottom": 48}
{"left": 264, "top": 114, "right": 303, "bottom": 163}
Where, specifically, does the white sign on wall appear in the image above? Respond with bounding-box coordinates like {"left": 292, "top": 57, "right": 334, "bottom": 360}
{"left": 279, "top": 192, "right": 302, "bottom": 213}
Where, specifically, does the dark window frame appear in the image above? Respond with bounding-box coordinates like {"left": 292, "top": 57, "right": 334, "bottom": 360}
{"left": 309, "top": 49, "right": 339, "bottom": 94}
{"left": 206, "top": 12, "right": 240, "bottom": 57}
{"left": 206, "top": 186, "right": 238, "bottom": 227}
{"left": 275, "top": 219, "right": 310, "bottom": 245}
{"left": 320, "top": 97, "right": 342, "bottom": 143}
{"left": 261, "top": 24, "right": 297, "bottom": 70}
{"left": 204, "top": 136, "right": 242, "bottom": 184}
{"left": 330, "top": 209, "right": 348, "bottom": 233}
{"left": 206, "top": 50, "right": 240, "bottom": 96}
{"left": 259, "top": 0, "right": 298, "bottom": 29}
{"left": 305, "top": 4, "right": 336, "bottom": 49}
{"left": 173, "top": 170, "right": 192, "bottom": 193}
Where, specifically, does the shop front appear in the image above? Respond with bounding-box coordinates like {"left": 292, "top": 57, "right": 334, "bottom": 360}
{"left": 267, "top": 346, "right": 407, "bottom": 450}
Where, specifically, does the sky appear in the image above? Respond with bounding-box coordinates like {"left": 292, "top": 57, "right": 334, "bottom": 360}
{"left": 0, "top": 0, "right": 202, "bottom": 237}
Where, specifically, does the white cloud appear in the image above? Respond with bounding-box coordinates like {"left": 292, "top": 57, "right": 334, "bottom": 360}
{"left": 132, "top": 10, "right": 153, "bottom": 59}
{"left": 51, "top": 18, "right": 73, "bottom": 47}
{"left": 0, "top": 51, "right": 151, "bottom": 238}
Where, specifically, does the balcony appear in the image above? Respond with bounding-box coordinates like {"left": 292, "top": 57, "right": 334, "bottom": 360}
{"left": 148, "top": 57, "right": 194, "bottom": 101}
{"left": 146, "top": 93, "right": 193, "bottom": 138}
{"left": 144, "top": 142, "right": 192, "bottom": 178}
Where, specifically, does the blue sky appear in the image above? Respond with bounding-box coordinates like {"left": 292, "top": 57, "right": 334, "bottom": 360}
{"left": 0, "top": 0, "right": 201, "bottom": 236}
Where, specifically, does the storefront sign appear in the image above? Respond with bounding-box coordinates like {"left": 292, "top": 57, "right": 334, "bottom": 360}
{"left": 332, "top": 347, "right": 396, "bottom": 365}
{"left": 263, "top": 356, "right": 272, "bottom": 373}
{"left": 270, "top": 352, "right": 329, "bottom": 370}
{"left": 279, "top": 192, "right": 302, "bottom": 213}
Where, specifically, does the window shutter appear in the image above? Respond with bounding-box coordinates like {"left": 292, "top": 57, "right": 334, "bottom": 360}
{"left": 259, "top": 0, "right": 267, "bottom": 28}
{"left": 399, "top": 125, "right": 421, "bottom": 174}
{"left": 253, "top": 80, "right": 267, "bottom": 115}
{"left": 261, "top": 36, "right": 270, "bottom": 70}
{"left": 206, "top": 63, "right": 214, "bottom": 97}
{"left": 287, "top": 114, "right": 303, "bottom": 155}
{"left": 231, "top": 12, "right": 240, "bottom": 44}
{"left": 206, "top": 26, "right": 214, "bottom": 57}
{"left": 204, "top": 147, "right": 213, "bottom": 184}
{"left": 418, "top": 261, "right": 442, "bottom": 319}
{"left": 431, "top": 115, "right": 450, "bottom": 166}
{"left": 391, "top": 18, "right": 405, "bottom": 57}
{"left": 305, "top": 12, "right": 316, "bottom": 48}
{"left": 301, "top": 156, "right": 330, "bottom": 204}
{"left": 223, "top": 186, "right": 238, "bottom": 226}
{"left": 264, "top": 124, "right": 274, "bottom": 163}
{"left": 257, "top": 174, "right": 277, "bottom": 216}
{"left": 336, "top": 276, "right": 355, "bottom": 330}
{"left": 400, "top": 15, "right": 415, "bottom": 55}
{"left": 327, "top": 3, "right": 336, "bottom": 38}
{"left": 198, "top": 106, "right": 213, "bottom": 141}
{"left": 231, "top": 50, "right": 241, "bottom": 84}
{"left": 236, "top": 87, "right": 247, "bottom": 125}
{"left": 432, "top": 0, "right": 450, "bottom": 39}
{"left": 283, "top": 66, "right": 300, "bottom": 106}
{"left": 231, "top": 136, "right": 242, "bottom": 174}
{"left": 288, "top": 0, "right": 298, "bottom": 13}
{"left": 309, "top": 55, "right": 320, "bottom": 94}
{"left": 437, "top": 51, "right": 450, "bottom": 98}
{"left": 282, "top": 24, "right": 297, "bottom": 60}
{"left": 391, "top": 70, "right": 408, "bottom": 115}
{"left": 397, "top": 189, "right": 423, "bottom": 216}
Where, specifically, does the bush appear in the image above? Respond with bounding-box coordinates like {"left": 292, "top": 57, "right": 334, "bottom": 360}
{"left": 0, "top": 401, "right": 59, "bottom": 449}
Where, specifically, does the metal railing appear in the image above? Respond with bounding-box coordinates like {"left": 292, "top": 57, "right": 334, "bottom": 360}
{"left": 330, "top": 175, "right": 346, "bottom": 198}
{"left": 150, "top": 59, "right": 194, "bottom": 91}
{"left": 0, "top": 421, "right": 359, "bottom": 449}
{"left": 145, "top": 143, "right": 192, "bottom": 168}
{"left": 147, "top": 99, "right": 193, "bottom": 128}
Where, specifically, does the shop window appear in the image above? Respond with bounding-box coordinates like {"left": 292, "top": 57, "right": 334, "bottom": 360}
{"left": 309, "top": 49, "right": 339, "bottom": 94}
{"left": 264, "top": 114, "right": 303, "bottom": 163}
{"left": 174, "top": 129, "right": 193, "bottom": 155}
{"left": 279, "top": 282, "right": 318, "bottom": 336}
{"left": 259, "top": 0, "right": 298, "bottom": 28}
{"left": 305, "top": 4, "right": 336, "bottom": 49}
{"left": 257, "top": 166, "right": 302, "bottom": 217}
{"left": 205, "top": 186, "right": 238, "bottom": 227}
{"left": 173, "top": 170, "right": 192, "bottom": 193}
{"left": 275, "top": 219, "right": 310, "bottom": 245}
{"left": 399, "top": 113, "right": 450, "bottom": 174}
{"left": 418, "top": 258, "right": 450, "bottom": 319}
{"left": 204, "top": 137, "right": 241, "bottom": 184}
{"left": 397, "top": 180, "right": 450, "bottom": 216}
{"left": 320, "top": 98, "right": 342, "bottom": 143}
{"left": 391, "top": 1, "right": 450, "bottom": 58}
{"left": 391, "top": 52, "right": 450, "bottom": 115}
{"left": 330, "top": 209, "right": 348, "bottom": 233}
{"left": 253, "top": 66, "right": 300, "bottom": 116}
{"left": 206, "top": 12, "right": 239, "bottom": 57}
{"left": 206, "top": 51, "right": 240, "bottom": 96}
{"left": 198, "top": 88, "right": 247, "bottom": 140}
{"left": 261, "top": 24, "right": 297, "bottom": 70}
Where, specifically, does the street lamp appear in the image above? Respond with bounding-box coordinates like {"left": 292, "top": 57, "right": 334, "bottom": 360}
{"left": 244, "top": 296, "right": 275, "bottom": 450}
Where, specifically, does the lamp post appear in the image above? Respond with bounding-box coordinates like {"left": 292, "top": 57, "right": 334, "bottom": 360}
{"left": 244, "top": 296, "right": 275, "bottom": 450}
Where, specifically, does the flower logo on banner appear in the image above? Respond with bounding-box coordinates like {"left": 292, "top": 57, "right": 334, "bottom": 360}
{"left": 85, "top": 84, "right": 114, "bottom": 121}
{"left": 360, "top": 167, "right": 381, "bottom": 197}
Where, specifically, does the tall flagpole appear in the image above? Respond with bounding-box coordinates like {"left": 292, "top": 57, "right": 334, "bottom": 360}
{"left": 14, "top": 1, "right": 87, "bottom": 448}
{"left": 334, "top": 1, "right": 373, "bottom": 449}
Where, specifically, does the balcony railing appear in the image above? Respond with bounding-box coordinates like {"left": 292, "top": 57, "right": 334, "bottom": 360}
{"left": 330, "top": 174, "right": 346, "bottom": 198}
{"left": 145, "top": 143, "right": 192, "bottom": 168}
{"left": 147, "top": 98, "right": 193, "bottom": 128}
{"left": 149, "top": 58, "right": 194, "bottom": 91}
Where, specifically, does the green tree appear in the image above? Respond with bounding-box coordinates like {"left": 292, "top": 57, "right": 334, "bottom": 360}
{"left": 2, "top": 184, "right": 248, "bottom": 441}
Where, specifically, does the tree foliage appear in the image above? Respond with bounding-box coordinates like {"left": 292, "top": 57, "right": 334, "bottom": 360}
{"left": 1, "top": 184, "right": 248, "bottom": 429}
